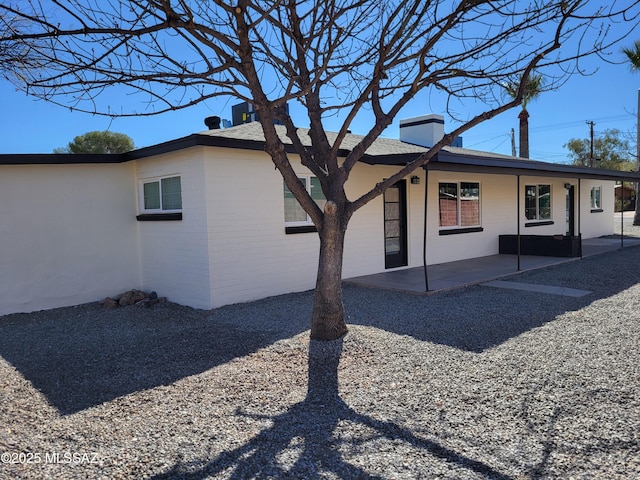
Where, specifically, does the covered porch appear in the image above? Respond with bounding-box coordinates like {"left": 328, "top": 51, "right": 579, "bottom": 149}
{"left": 356, "top": 145, "right": 640, "bottom": 295}
{"left": 344, "top": 236, "right": 640, "bottom": 294}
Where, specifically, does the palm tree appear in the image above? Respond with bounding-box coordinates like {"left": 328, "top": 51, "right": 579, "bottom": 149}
{"left": 623, "top": 40, "right": 640, "bottom": 71}
{"left": 622, "top": 41, "right": 640, "bottom": 225}
{"left": 505, "top": 73, "right": 543, "bottom": 159}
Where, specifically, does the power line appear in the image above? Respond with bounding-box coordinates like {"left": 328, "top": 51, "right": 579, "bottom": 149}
{"left": 529, "top": 114, "right": 633, "bottom": 133}
{"left": 464, "top": 133, "right": 511, "bottom": 149}
{"left": 465, "top": 113, "right": 635, "bottom": 153}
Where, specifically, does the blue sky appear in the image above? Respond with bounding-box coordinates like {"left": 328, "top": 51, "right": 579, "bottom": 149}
{"left": 456, "top": 58, "right": 639, "bottom": 163}
{"left": 1, "top": 43, "right": 638, "bottom": 163}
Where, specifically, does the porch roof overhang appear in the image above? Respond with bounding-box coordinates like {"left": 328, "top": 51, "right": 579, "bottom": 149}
{"left": 360, "top": 146, "right": 640, "bottom": 182}
{"left": 427, "top": 148, "right": 640, "bottom": 182}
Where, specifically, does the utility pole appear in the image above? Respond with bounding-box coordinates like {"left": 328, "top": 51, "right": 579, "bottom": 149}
{"left": 511, "top": 128, "right": 517, "bottom": 157}
{"left": 586, "top": 120, "right": 595, "bottom": 167}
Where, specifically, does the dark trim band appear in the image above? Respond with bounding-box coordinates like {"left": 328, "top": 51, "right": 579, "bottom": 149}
{"left": 136, "top": 213, "right": 183, "bottom": 221}
{"left": 525, "top": 220, "right": 554, "bottom": 227}
{"left": 438, "top": 226, "right": 483, "bottom": 236}
{"left": 399, "top": 117, "right": 445, "bottom": 128}
{"left": 285, "top": 225, "right": 318, "bottom": 234}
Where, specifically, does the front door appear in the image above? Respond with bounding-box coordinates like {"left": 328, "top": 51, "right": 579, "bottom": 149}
{"left": 565, "top": 184, "right": 575, "bottom": 236}
{"left": 384, "top": 180, "right": 408, "bottom": 269}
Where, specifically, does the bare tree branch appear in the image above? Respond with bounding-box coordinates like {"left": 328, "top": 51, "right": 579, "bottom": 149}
{"left": 2, "top": 0, "right": 639, "bottom": 336}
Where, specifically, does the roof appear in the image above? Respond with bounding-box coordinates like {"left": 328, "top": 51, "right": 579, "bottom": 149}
{"left": 430, "top": 146, "right": 640, "bottom": 182}
{"left": 198, "top": 121, "right": 429, "bottom": 156}
{"left": 2, "top": 121, "right": 639, "bottom": 181}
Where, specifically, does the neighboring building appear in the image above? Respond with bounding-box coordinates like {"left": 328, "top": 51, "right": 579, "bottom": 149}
{"left": 614, "top": 184, "right": 636, "bottom": 211}
{"left": 1, "top": 113, "right": 638, "bottom": 316}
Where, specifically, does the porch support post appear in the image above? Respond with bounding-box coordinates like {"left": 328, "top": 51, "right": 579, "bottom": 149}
{"left": 517, "top": 175, "right": 521, "bottom": 271}
{"left": 621, "top": 181, "right": 625, "bottom": 248}
{"left": 423, "top": 168, "right": 429, "bottom": 292}
{"left": 578, "top": 179, "right": 582, "bottom": 258}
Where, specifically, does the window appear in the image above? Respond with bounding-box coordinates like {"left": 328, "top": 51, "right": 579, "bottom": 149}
{"left": 284, "top": 176, "right": 326, "bottom": 226}
{"left": 525, "top": 184, "right": 551, "bottom": 221}
{"left": 140, "top": 176, "right": 182, "bottom": 213}
{"left": 438, "top": 181, "right": 480, "bottom": 228}
{"left": 590, "top": 186, "right": 602, "bottom": 210}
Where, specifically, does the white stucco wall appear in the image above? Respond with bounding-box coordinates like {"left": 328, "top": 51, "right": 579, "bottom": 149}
{"left": 515, "top": 176, "right": 571, "bottom": 236}
{"left": 135, "top": 147, "right": 213, "bottom": 309}
{"left": 421, "top": 174, "right": 617, "bottom": 266}
{"left": 200, "top": 150, "right": 424, "bottom": 308}
{"left": 0, "top": 145, "right": 619, "bottom": 316}
{"left": 579, "top": 179, "right": 615, "bottom": 239}
{"left": 425, "top": 172, "right": 518, "bottom": 265}
{"left": 343, "top": 163, "right": 416, "bottom": 276}
{"left": 199, "top": 154, "right": 620, "bottom": 309}
{"left": 202, "top": 148, "right": 318, "bottom": 307}
{"left": 0, "top": 163, "right": 141, "bottom": 316}
{"left": 515, "top": 177, "right": 614, "bottom": 239}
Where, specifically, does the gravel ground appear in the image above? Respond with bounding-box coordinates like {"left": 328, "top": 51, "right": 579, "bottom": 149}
{"left": 1, "top": 234, "right": 639, "bottom": 479}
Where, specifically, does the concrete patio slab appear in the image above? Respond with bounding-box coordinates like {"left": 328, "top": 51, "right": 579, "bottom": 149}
{"left": 480, "top": 280, "right": 592, "bottom": 297}
{"left": 344, "top": 236, "right": 640, "bottom": 295}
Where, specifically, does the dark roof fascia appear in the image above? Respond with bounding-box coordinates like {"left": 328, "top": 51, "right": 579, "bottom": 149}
{"left": 124, "top": 133, "right": 359, "bottom": 161}
{"left": 4, "top": 130, "right": 639, "bottom": 184}
{"left": 428, "top": 150, "right": 640, "bottom": 182}
{"left": 123, "top": 133, "right": 266, "bottom": 160}
{"left": 360, "top": 152, "right": 423, "bottom": 165}
{"left": 0, "top": 133, "right": 272, "bottom": 165}
{"left": 0, "top": 153, "right": 127, "bottom": 165}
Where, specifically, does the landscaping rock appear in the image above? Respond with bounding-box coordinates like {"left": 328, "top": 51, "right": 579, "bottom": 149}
{"left": 131, "top": 290, "right": 148, "bottom": 304}
{"left": 103, "top": 289, "right": 158, "bottom": 309}
{"left": 102, "top": 297, "right": 119, "bottom": 310}
{"left": 118, "top": 291, "right": 134, "bottom": 307}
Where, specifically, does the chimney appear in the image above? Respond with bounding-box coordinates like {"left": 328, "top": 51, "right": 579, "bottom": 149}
{"left": 399, "top": 114, "right": 444, "bottom": 148}
{"left": 204, "top": 116, "right": 221, "bottom": 130}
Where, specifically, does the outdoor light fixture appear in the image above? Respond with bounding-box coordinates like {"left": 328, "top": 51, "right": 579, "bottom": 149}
{"left": 411, "top": 175, "right": 420, "bottom": 185}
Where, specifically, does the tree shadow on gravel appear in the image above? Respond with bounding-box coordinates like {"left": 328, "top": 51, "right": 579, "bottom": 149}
{"left": 150, "top": 339, "right": 513, "bottom": 480}
{"left": 0, "top": 299, "right": 308, "bottom": 415}
{"left": 343, "top": 248, "right": 640, "bottom": 353}
{"left": 2, "top": 249, "right": 638, "bottom": 416}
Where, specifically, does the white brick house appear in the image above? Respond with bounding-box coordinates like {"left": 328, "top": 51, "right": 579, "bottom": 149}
{"left": 1, "top": 115, "right": 637, "bottom": 316}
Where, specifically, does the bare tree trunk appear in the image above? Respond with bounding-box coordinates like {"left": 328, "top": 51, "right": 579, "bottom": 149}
{"left": 310, "top": 201, "right": 349, "bottom": 341}
{"left": 518, "top": 108, "right": 530, "bottom": 159}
